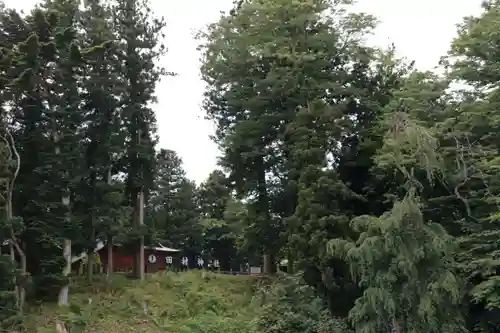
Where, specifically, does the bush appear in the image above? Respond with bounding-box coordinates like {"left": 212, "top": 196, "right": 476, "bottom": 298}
{"left": 251, "top": 273, "right": 351, "bottom": 333}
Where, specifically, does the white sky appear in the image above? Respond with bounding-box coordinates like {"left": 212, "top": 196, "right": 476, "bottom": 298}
{"left": 4, "top": 0, "right": 484, "bottom": 183}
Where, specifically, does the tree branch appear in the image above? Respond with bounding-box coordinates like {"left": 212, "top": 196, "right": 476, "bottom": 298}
{"left": 453, "top": 136, "right": 473, "bottom": 219}
{"left": 5, "top": 129, "right": 20, "bottom": 218}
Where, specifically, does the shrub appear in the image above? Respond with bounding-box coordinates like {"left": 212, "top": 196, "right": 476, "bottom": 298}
{"left": 251, "top": 273, "right": 350, "bottom": 333}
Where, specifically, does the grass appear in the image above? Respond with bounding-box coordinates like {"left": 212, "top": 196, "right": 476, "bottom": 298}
{"left": 24, "top": 271, "right": 263, "bottom": 333}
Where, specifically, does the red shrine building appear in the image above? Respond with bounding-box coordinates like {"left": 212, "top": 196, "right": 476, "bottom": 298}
{"left": 97, "top": 243, "right": 181, "bottom": 273}
{"left": 71, "top": 240, "right": 181, "bottom": 274}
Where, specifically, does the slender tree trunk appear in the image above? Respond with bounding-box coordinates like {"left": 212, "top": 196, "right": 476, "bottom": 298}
{"left": 58, "top": 237, "right": 71, "bottom": 306}
{"left": 263, "top": 254, "right": 270, "bottom": 275}
{"left": 7, "top": 200, "right": 15, "bottom": 278}
{"left": 86, "top": 218, "right": 95, "bottom": 284}
{"left": 132, "top": 189, "right": 144, "bottom": 279}
{"left": 4, "top": 130, "right": 24, "bottom": 312}
{"left": 9, "top": 239, "right": 15, "bottom": 262}
{"left": 106, "top": 236, "right": 113, "bottom": 281}
{"left": 132, "top": 190, "right": 139, "bottom": 278}
{"left": 12, "top": 241, "right": 26, "bottom": 314}
{"left": 87, "top": 251, "right": 94, "bottom": 284}
{"left": 391, "top": 318, "right": 401, "bottom": 333}
{"left": 287, "top": 250, "right": 294, "bottom": 274}
{"left": 256, "top": 157, "right": 275, "bottom": 275}
{"left": 137, "top": 190, "right": 145, "bottom": 280}
{"left": 53, "top": 128, "right": 72, "bottom": 306}
{"left": 55, "top": 320, "right": 69, "bottom": 333}
{"left": 58, "top": 182, "right": 72, "bottom": 305}
{"left": 87, "top": 172, "right": 97, "bottom": 283}
{"left": 9, "top": 239, "right": 17, "bottom": 307}
{"left": 105, "top": 167, "right": 115, "bottom": 281}
{"left": 19, "top": 248, "right": 26, "bottom": 313}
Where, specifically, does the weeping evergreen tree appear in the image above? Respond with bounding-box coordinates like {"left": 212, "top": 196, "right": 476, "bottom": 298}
{"left": 329, "top": 94, "right": 465, "bottom": 333}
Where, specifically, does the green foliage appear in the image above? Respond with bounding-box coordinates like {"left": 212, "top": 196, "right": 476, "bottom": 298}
{"left": 199, "top": 0, "right": 383, "bottom": 275}
{"left": 25, "top": 271, "right": 359, "bottom": 333}
{"left": 327, "top": 67, "right": 467, "bottom": 332}
{"left": 25, "top": 272, "right": 258, "bottom": 333}
{"left": 0, "top": 254, "right": 21, "bottom": 331}
{"left": 330, "top": 189, "right": 464, "bottom": 333}
{"left": 251, "top": 274, "right": 350, "bottom": 333}
{"left": 2, "top": 0, "right": 500, "bottom": 332}
{"left": 433, "top": 2, "right": 500, "bottom": 331}
{"left": 150, "top": 149, "right": 203, "bottom": 257}
{"left": 198, "top": 170, "right": 231, "bottom": 220}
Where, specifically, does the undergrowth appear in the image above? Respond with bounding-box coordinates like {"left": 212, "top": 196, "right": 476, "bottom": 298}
{"left": 25, "top": 271, "right": 259, "bottom": 333}
{"left": 23, "top": 271, "right": 349, "bottom": 333}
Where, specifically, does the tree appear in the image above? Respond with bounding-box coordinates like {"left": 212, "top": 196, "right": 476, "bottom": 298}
{"left": 149, "top": 149, "right": 186, "bottom": 213}
{"left": 198, "top": 170, "right": 240, "bottom": 270}
{"left": 0, "top": 8, "right": 26, "bottom": 314}
{"left": 200, "top": 0, "right": 379, "bottom": 275}
{"left": 150, "top": 149, "right": 202, "bottom": 265}
{"left": 74, "top": 0, "right": 127, "bottom": 284}
{"left": 0, "top": 126, "right": 24, "bottom": 312}
{"left": 45, "top": 6, "right": 85, "bottom": 307}
{"left": 437, "top": 2, "right": 500, "bottom": 331}
{"left": 198, "top": 170, "right": 231, "bottom": 220}
{"left": 112, "top": 0, "right": 167, "bottom": 280}
{"left": 0, "top": 96, "right": 22, "bottom": 327}
{"left": 329, "top": 75, "right": 465, "bottom": 333}
{"left": 7, "top": 7, "right": 80, "bottom": 304}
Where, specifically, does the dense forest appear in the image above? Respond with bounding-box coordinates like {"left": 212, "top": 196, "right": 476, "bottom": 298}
{"left": 1, "top": 0, "right": 500, "bottom": 332}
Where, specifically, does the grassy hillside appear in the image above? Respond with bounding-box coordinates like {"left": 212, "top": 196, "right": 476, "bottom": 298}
{"left": 25, "top": 272, "right": 263, "bottom": 333}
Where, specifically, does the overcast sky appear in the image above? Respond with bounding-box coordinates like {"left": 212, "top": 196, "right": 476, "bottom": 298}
{"left": 4, "top": 0, "right": 484, "bottom": 183}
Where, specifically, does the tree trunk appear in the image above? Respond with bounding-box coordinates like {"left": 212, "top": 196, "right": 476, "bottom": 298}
{"left": 19, "top": 254, "right": 26, "bottom": 313}
{"left": 9, "top": 238, "right": 14, "bottom": 262}
{"left": 55, "top": 320, "right": 69, "bottom": 333}
{"left": 86, "top": 251, "right": 94, "bottom": 284}
{"left": 3, "top": 130, "right": 24, "bottom": 311}
{"left": 87, "top": 172, "right": 97, "bottom": 284}
{"left": 256, "top": 157, "right": 275, "bottom": 276}
{"left": 54, "top": 128, "right": 71, "bottom": 306}
{"left": 263, "top": 253, "right": 276, "bottom": 275}
{"left": 137, "top": 190, "right": 145, "bottom": 280}
{"left": 9, "top": 240, "right": 18, "bottom": 307}
{"left": 391, "top": 318, "right": 401, "bottom": 333}
{"left": 106, "top": 168, "right": 113, "bottom": 282}
{"left": 287, "top": 251, "right": 294, "bottom": 274}
{"left": 106, "top": 236, "right": 113, "bottom": 282}
{"left": 58, "top": 238, "right": 71, "bottom": 306}
{"left": 12, "top": 241, "right": 26, "bottom": 314}
{"left": 58, "top": 187, "right": 71, "bottom": 306}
